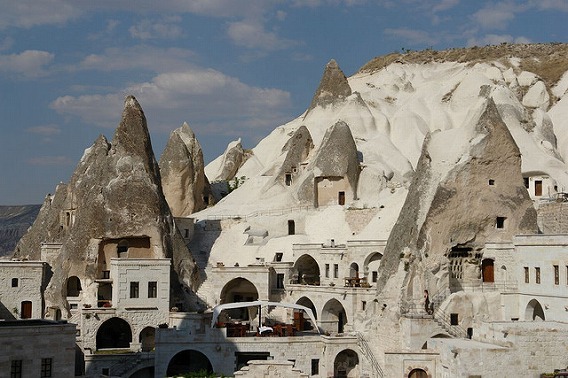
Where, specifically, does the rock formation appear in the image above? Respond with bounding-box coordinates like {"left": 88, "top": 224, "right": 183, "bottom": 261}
{"left": 14, "top": 96, "right": 199, "bottom": 314}
{"left": 211, "top": 139, "right": 246, "bottom": 182}
{"left": 306, "top": 59, "right": 352, "bottom": 114}
{"left": 160, "top": 122, "right": 212, "bottom": 217}
{"left": 295, "top": 120, "right": 360, "bottom": 206}
{"left": 376, "top": 98, "right": 538, "bottom": 300}
{"left": 275, "top": 125, "right": 314, "bottom": 186}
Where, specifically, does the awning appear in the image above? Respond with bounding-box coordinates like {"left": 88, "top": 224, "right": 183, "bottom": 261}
{"left": 211, "top": 300, "right": 319, "bottom": 333}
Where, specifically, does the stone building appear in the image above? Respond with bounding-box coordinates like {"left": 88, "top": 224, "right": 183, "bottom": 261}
{"left": 0, "top": 319, "right": 76, "bottom": 378}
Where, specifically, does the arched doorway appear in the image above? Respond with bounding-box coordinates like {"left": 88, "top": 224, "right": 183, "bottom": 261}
{"left": 481, "top": 259, "right": 494, "bottom": 283}
{"left": 334, "top": 349, "right": 359, "bottom": 377}
{"left": 322, "top": 299, "right": 347, "bottom": 334}
{"left": 66, "top": 276, "right": 82, "bottom": 297}
{"left": 166, "top": 350, "right": 213, "bottom": 377}
{"left": 293, "top": 254, "right": 320, "bottom": 285}
{"left": 220, "top": 278, "right": 259, "bottom": 320}
{"left": 96, "top": 317, "right": 132, "bottom": 349}
{"left": 364, "top": 252, "right": 382, "bottom": 284}
{"left": 525, "top": 299, "right": 545, "bottom": 321}
{"left": 296, "top": 297, "right": 317, "bottom": 330}
{"left": 408, "top": 368, "right": 428, "bottom": 378}
{"left": 349, "top": 263, "right": 359, "bottom": 278}
{"left": 139, "top": 327, "right": 156, "bottom": 352}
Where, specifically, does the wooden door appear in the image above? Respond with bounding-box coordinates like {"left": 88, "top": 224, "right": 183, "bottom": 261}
{"left": 535, "top": 180, "right": 542, "bottom": 196}
{"left": 482, "top": 259, "right": 494, "bottom": 283}
{"left": 21, "top": 301, "right": 32, "bottom": 319}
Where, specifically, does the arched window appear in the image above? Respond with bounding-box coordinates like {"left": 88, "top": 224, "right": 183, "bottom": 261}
{"left": 167, "top": 350, "right": 213, "bottom": 377}
{"left": 66, "top": 276, "right": 82, "bottom": 297}
{"left": 96, "top": 317, "right": 132, "bottom": 349}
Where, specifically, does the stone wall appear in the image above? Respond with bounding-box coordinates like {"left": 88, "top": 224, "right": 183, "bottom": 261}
{"left": 0, "top": 320, "right": 76, "bottom": 378}
{"left": 537, "top": 201, "right": 568, "bottom": 233}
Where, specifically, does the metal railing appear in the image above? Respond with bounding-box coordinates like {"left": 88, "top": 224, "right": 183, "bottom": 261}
{"left": 205, "top": 205, "right": 313, "bottom": 221}
{"left": 356, "top": 332, "right": 384, "bottom": 378}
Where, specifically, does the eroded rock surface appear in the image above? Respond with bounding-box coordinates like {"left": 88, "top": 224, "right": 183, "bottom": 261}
{"left": 14, "top": 96, "right": 199, "bottom": 314}
{"left": 160, "top": 122, "right": 212, "bottom": 217}
{"left": 306, "top": 59, "right": 352, "bottom": 114}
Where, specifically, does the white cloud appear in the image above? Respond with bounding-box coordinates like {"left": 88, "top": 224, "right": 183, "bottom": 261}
{"left": 0, "top": 50, "right": 54, "bottom": 78}
{"left": 470, "top": 2, "right": 525, "bottom": 31}
{"left": 432, "top": 0, "right": 459, "bottom": 12}
{"left": 532, "top": 0, "right": 568, "bottom": 12}
{"left": 227, "top": 20, "right": 299, "bottom": 51}
{"left": 50, "top": 68, "right": 292, "bottom": 137}
{"left": 467, "top": 34, "right": 532, "bottom": 47}
{"left": 76, "top": 45, "right": 196, "bottom": 73}
{"left": 384, "top": 28, "right": 439, "bottom": 47}
{"left": 0, "top": 0, "right": 81, "bottom": 29}
{"left": 129, "top": 16, "right": 183, "bottom": 40}
{"left": 27, "top": 125, "right": 61, "bottom": 136}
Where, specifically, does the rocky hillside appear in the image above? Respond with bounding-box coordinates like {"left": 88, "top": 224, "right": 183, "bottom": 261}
{"left": 0, "top": 205, "right": 40, "bottom": 258}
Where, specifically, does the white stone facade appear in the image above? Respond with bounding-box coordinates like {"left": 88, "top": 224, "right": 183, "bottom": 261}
{"left": 0, "top": 261, "right": 46, "bottom": 320}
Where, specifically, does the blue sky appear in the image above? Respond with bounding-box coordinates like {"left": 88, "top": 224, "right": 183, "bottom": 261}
{"left": 1, "top": 0, "right": 567, "bottom": 205}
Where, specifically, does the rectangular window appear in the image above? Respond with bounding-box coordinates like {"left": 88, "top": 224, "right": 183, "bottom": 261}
{"left": 372, "top": 271, "right": 378, "bottom": 283}
{"left": 535, "top": 267, "right": 541, "bottom": 284}
{"left": 496, "top": 217, "right": 506, "bottom": 229}
{"left": 450, "top": 313, "right": 459, "bottom": 326}
{"left": 362, "top": 301, "right": 366, "bottom": 310}
{"left": 333, "top": 264, "right": 339, "bottom": 279}
{"left": 535, "top": 180, "right": 543, "bottom": 196}
{"left": 311, "top": 359, "right": 319, "bottom": 375}
{"left": 524, "top": 267, "right": 529, "bottom": 283}
{"left": 325, "top": 264, "right": 330, "bottom": 278}
{"left": 554, "top": 265, "right": 559, "bottom": 285}
{"left": 11, "top": 360, "right": 22, "bottom": 378}
{"left": 148, "top": 281, "right": 157, "bottom": 298}
{"left": 523, "top": 177, "right": 529, "bottom": 188}
{"left": 11, "top": 278, "right": 18, "bottom": 287}
{"left": 41, "top": 358, "right": 52, "bottom": 378}
{"left": 130, "top": 281, "right": 139, "bottom": 298}
{"left": 276, "top": 274, "right": 285, "bottom": 289}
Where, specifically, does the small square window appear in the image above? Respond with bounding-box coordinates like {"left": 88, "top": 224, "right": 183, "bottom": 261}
{"left": 11, "top": 278, "right": 18, "bottom": 287}
{"left": 372, "top": 271, "right": 378, "bottom": 283}
{"left": 275, "top": 253, "right": 283, "bottom": 262}
{"left": 496, "top": 217, "right": 506, "bottom": 229}
{"left": 488, "top": 179, "right": 495, "bottom": 185}
{"left": 450, "top": 313, "right": 459, "bottom": 326}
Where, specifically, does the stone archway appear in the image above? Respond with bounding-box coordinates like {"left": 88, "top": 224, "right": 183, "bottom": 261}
{"left": 296, "top": 296, "right": 317, "bottom": 330}
{"left": 66, "top": 276, "right": 82, "bottom": 297}
{"left": 139, "top": 326, "right": 156, "bottom": 352}
{"left": 293, "top": 254, "right": 320, "bottom": 285}
{"left": 408, "top": 368, "right": 428, "bottom": 378}
{"left": 349, "top": 263, "right": 359, "bottom": 278}
{"left": 334, "top": 349, "right": 359, "bottom": 377}
{"left": 364, "top": 252, "right": 382, "bottom": 283}
{"left": 525, "top": 298, "right": 545, "bottom": 321}
{"left": 166, "top": 349, "right": 213, "bottom": 377}
{"left": 322, "top": 298, "right": 347, "bottom": 334}
{"left": 219, "top": 278, "right": 259, "bottom": 320}
{"left": 96, "top": 317, "right": 132, "bottom": 349}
